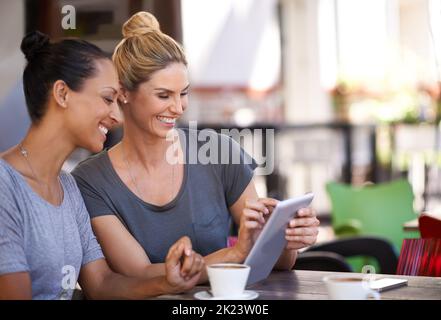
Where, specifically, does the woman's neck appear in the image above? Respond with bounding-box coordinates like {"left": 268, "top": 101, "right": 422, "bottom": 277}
{"left": 6, "top": 117, "right": 75, "bottom": 182}
{"left": 121, "top": 124, "right": 177, "bottom": 169}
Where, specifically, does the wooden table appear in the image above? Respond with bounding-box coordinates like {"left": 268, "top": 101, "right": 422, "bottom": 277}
{"left": 403, "top": 218, "right": 419, "bottom": 232}
{"left": 157, "top": 270, "right": 441, "bottom": 300}
{"left": 403, "top": 212, "right": 441, "bottom": 232}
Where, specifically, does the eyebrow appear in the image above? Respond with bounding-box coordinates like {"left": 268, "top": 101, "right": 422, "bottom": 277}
{"left": 100, "top": 87, "right": 118, "bottom": 94}
{"left": 154, "top": 84, "right": 190, "bottom": 93}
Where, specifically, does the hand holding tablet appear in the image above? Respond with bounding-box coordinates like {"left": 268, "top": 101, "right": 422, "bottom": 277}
{"left": 244, "top": 193, "right": 315, "bottom": 285}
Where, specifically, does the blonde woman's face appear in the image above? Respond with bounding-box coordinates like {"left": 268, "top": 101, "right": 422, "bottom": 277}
{"left": 125, "top": 62, "right": 189, "bottom": 139}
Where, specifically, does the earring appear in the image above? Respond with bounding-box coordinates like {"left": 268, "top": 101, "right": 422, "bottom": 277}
{"left": 124, "top": 99, "right": 128, "bottom": 104}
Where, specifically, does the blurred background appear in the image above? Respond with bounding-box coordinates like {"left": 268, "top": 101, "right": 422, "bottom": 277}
{"left": 2, "top": 0, "right": 441, "bottom": 261}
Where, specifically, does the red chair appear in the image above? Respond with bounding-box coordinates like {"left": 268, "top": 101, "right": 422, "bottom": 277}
{"left": 396, "top": 238, "right": 441, "bottom": 276}
{"left": 419, "top": 214, "right": 441, "bottom": 238}
{"left": 396, "top": 214, "right": 441, "bottom": 276}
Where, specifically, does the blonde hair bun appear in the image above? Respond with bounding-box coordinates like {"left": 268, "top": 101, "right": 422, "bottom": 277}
{"left": 114, "top": 11, "right": 187, "bottom": 91}
{"left": 122, "top": 11, "right": 161, "bottom": 38}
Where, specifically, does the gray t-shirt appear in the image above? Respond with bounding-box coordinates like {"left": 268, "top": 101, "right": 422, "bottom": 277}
{"left": 0, "top": 159, "right": 104, "bottom": 300}
{"left": 72, "top": 129, "right": 257, "bottom": 263}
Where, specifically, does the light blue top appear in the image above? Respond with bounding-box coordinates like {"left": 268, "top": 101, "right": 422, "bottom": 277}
{"left": 0, "top": 159, "right": 104, "bottom": 300}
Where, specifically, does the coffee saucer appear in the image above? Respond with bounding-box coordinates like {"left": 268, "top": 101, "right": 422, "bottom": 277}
{"left": 194, "top": 290, "right": 259, "bottom": 300}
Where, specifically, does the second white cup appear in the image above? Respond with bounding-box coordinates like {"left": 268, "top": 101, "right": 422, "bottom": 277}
{"left": 323, "top": 274, "right": 381, "bottom": 300}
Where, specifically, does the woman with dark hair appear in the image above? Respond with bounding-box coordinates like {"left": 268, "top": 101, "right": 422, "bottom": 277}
{"left": 0, "top": 31, "right": 204, "bottom": 300}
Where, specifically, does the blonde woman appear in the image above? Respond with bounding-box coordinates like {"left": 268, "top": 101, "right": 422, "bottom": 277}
{"left": 72, "top": 12, "right": 319, "bottom": 282}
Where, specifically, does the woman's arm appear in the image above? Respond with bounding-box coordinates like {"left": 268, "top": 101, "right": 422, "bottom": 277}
{"left": 79, "top": 259, "right": 170, "bottom": 300}
{"left": 79, "top": 236, "right": 204, "bottom": 299}
{"left": 0, "top": 272, "right": 32, "bottom": 299}
{"left": 91, "top": 214, "right": 247, "bottom": 284}
{"left": 91, "top": 215, "right": 165, "bottom": 279}
{"left": 0, "top": 237, "right": 202, "bottom": 300}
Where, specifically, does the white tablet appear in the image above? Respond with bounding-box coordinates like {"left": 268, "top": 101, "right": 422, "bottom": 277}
{"left": 245, "top": 193, "right": 314, "bottom": 285}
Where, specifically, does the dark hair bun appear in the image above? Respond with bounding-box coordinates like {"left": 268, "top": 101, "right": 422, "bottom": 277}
{"left": 21, "top": 31, "right": 50, "bottom": 61}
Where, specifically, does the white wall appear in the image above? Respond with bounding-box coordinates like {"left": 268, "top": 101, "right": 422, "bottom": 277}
{"left": 280, "top": 0, "right": 332, "bottom": 123}
{"left": 399, "top": 0, "right": 439, "bottom": 83}
{"left": 0, "top": 0, "right": 25, "bottom": 101}
{"left": 181, "top": 0, "right": 281, "bottom": 90}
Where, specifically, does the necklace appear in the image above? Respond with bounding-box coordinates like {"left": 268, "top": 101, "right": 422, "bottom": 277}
{"left": 18, "top": 143, "right": 62, "bottom": 206}
{"left": 121, "top": 136, "right": 177, "bottom": 204}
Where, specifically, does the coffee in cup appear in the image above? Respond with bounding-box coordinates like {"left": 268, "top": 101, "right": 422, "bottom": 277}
{"left": 206, "top": 263, "right": 250, "bottom": 298}
{"left": 323, "top": 274, "right": 381, "bottom": 300}
{"left": 209, "top": 265, "right": 247, "bottom": 269}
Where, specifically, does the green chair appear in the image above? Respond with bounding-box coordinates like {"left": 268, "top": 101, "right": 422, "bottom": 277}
{"left": 326, "top": 179, "right": 420, "bottom": 272}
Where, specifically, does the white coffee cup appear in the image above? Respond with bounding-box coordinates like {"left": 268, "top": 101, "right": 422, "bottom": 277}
{"left": 323, "top": 274, "right": 381, "bottom": 300}
{"left": 206, "top": 263, "right": 250, "bottom": 298}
